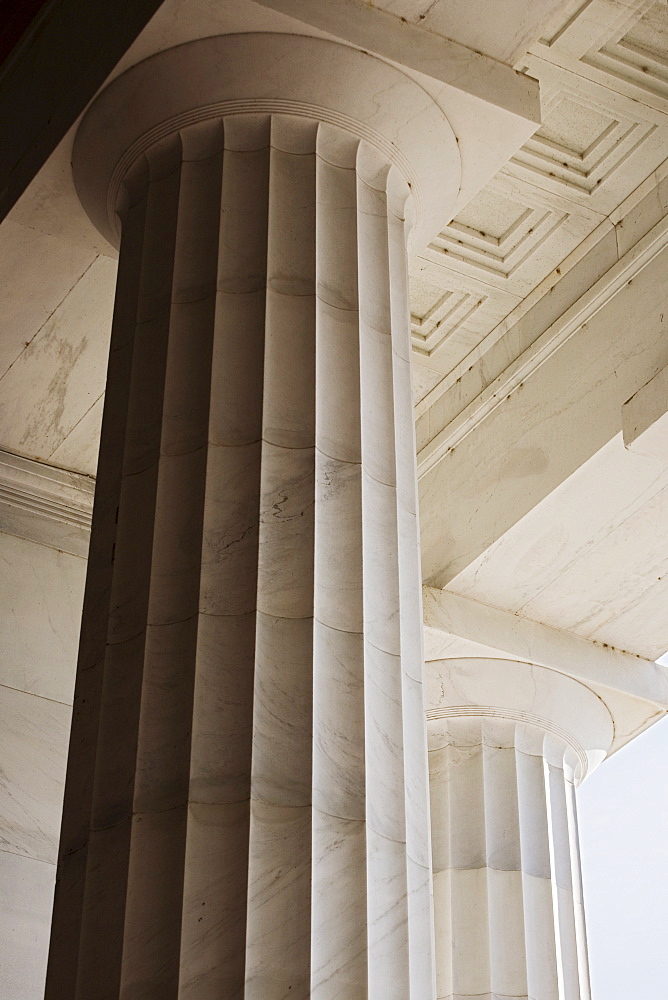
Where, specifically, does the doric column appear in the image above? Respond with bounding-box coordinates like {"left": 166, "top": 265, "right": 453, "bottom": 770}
{"left": 427, "top": 657, "right": 614, "bottom": 1000}
{"left": 46, "top": 33, "right": 459, "bottom": 1000}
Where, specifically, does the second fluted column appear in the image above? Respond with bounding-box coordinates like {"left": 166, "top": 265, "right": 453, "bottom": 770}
{"left": 427, "top": 657, "right": 614, "bottom": 1000}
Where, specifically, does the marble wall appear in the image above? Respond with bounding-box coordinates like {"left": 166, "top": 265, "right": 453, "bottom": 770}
{"left": 0, "top": 531, "right": 84, "bottom": 998}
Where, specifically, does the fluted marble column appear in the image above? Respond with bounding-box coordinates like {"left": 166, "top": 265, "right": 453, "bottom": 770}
{"left": 427, "top": 657, "right": 614, "bottom": 1000}
{"left": 46, "top": 33, "right": 459, "bottom": 1000}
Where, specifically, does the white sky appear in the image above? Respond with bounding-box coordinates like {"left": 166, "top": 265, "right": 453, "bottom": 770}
{"left": 577, "top": 709, "right": 668, "bottom": 999}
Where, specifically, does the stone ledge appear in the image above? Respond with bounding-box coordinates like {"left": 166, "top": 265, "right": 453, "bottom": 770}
{"left": 0, "top": 450, "right": 93, "bottom": 558}
{"left": 423, "top": 585, "right": 668, "bottom": 755}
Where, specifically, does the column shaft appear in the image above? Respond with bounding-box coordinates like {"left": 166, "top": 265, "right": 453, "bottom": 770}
{"left": 46, "top": 113, "right": 433, "bottom": 1000}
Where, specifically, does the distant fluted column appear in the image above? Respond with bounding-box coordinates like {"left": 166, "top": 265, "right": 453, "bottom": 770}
{"left": 427, "top": 657, "right": 614, "bottom": 1000}
{"left": 46, "top": 32, "right": 460, "bottom": 1000}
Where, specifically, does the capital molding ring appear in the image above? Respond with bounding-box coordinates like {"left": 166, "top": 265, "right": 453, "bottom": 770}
{"left": 73, "top": 32, "right": 461, "bottom": 253}
{"left": 425, "top": 656, "right": 615, "bottom": 781}
{"left": 426, "top": 704, "right": 591, "bottom": 780}
{"left": 105, "top": 99, "right": 418, "bottom": 247}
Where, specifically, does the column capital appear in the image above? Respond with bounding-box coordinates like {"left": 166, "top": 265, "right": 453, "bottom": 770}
{"left": 72, "top": 32, "right": 460, "bottom": 254}
{"left": 424, "top": 586, "right": 668, "bottom": 756}
{"left": 427, "top": 656, "right": 614, "bottom": 783}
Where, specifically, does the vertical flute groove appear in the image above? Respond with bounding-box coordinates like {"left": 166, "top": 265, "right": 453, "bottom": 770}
{"left": 518, "top": 749, "right": 560, "bottom": 1000}
{"left": 45, "top": 146, "right": 152, "bottom": 1000}
{"left": 178, "top": 117, "right": 270, "bottom": 1000}
{"left": 75, "top": 139, "right": 184, "bottom": 1000}
{"left": 358, "top": 160, "right": 410, "bottom": 1000}
{"left": 388, "top": 184, "right": 435, "bottom": 1000}
{"left": 119, "top": 122, "right": 224, "bottom": 999}
{"left": 483, "top": 725, "right": 527, "bottom": 999}
{"left": 245, "top": 116, "right": 317, "bottom": 1000}
{"left": 548, "top": 762, "right": 583, "bottom": 1000}
{"left": 312, "top": 125, "right": 367, "bottom": 1000}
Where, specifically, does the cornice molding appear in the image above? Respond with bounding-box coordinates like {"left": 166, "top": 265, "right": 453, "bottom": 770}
{"left": 0, "top": 450, "right": 94, "bottom": 557}
{"left": 417, "top": 209, "right": 668, "bottom": 476}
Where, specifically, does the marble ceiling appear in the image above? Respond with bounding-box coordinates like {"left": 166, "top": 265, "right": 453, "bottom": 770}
{"left": 3, "top": 0, "right": 668, "bottom": 476}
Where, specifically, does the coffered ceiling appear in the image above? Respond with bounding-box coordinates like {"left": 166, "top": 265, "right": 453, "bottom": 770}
{"left": 411, "top": 0, "right": 668, "bottom": 404}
